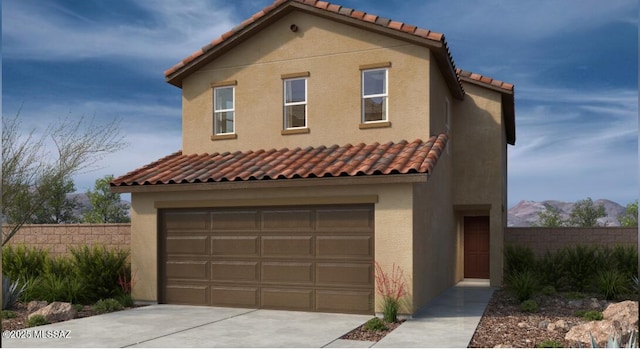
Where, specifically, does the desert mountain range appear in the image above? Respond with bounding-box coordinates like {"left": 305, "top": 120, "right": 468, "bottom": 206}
{"left": 507, "top": 199, "right": 627, "bottom": 227}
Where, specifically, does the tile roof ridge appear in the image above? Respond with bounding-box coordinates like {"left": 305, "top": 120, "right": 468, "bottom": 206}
{"left": 456, "top": 68, "right": 514, "bottom": 92}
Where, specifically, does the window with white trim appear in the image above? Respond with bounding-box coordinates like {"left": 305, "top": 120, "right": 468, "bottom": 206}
{"left": 213, "top": 86, "right": 235, "bottom": 135}
{"left": 283, "top": 78, "right": 307, "bottom": 129}
{"left": 362, "top": 68, "right": 388, "bottom": 123}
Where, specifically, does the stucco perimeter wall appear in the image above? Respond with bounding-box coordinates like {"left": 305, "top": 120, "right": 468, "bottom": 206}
{"left": 505, "top": 227, "right": 638, "bottom": 257}
{"left": 451, "top": 83, "right": 506, "bottom": 287}
{"left": 3, "top": 224, "right": 131, "bottom": 257}
{"left": 181, "top": 10, "right": 432, "bottom": 154}
{"left": 130, "top": 181, "right": 415, "bottom": 312}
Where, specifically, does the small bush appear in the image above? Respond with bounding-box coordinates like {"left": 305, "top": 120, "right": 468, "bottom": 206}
{"left": 26, "top": 314, "right": 48, "bottom": 327}
{"left": 566, "top": 291, "right": 585, "bottom": 300}
{"left": 364, "top": 317, "right": 388, "bottom": 331}
{"left": 93, "top": 298, "right": 123, "bottom": 314}
{"left": 574, "top": 310, "right": 603, "bottom": 321}
{"left": 536, "top": 339, "right": 563, "bottom": 348}
{"left": 2, "top": 245, "right": 49, "bottom": 281}
{"left": 611, "top": 245, "right": 638, "bottom": 279}
{"left": 1, "top": 310, "right": 17, "bottom": 319}
{"left": 30, "top": 274, "right": 88, "bottom": 305}
{"left": 504, "top": 245, "right": 536, "bottom": 278}
{"left": 596, "top": 270, "right": 629, "bottom": 300}
{"left": 563, "top": 245, "right": 599, "bottom": 292}
{"left": 537, "top": 250, "right": 566, "bottom": 289}
{"left": 73, "top": 304, "right": 84, "bottom": 313}
{"left": 507, "top": 270, "right": 538, "bottom": 301}
{"left": 520, "top": 299, "right": 538, "bottom": 313}
{"left": 43, "top": 256, "right": 76, "bottom": 277}
{"left": 541, "top": 285, "right": 557, "bottom": 296}
{"left": 115, "top": 293, "right": 134, "bottom": 308}
{"left": 70, "top": 245, "right": 130, "bottom": 303}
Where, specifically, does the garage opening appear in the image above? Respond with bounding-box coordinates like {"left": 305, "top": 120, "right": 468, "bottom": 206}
{"left": 159, "top": 204, "right": 374, "bottom": 314}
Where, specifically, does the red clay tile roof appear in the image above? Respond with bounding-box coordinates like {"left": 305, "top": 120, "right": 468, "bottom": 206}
{"left": 111, "top": 135, "right": 447, "bottom": 188}
{"left": 457, "top": 69, "right": 514, "bottom": 93}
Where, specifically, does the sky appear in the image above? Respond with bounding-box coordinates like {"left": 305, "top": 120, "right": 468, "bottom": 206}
{"left": 2, "top": 0, "right": 638, "bottom": 208}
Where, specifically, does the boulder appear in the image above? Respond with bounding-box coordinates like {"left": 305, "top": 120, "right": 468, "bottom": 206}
{"left": 28, "top": 302, "right": 77, "bottom": 323}
{"left": 27, "top": 300, "right": 48, "bottom": 313}
{"left": 602, "top": 300, "right": 638, "bottom": 334}
{"left": 565, "top": 320, "right": 620, "bottom": 347}
{"left": 547, "top": 319, "right": 568, "bottom": 332}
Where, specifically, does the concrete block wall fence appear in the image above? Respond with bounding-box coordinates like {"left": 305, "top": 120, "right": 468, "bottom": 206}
{"left": 505, "top": 227, "right": 638, "bottom": 257}
{"left": 3, "top": 224, "right": 131, "bottom": 256}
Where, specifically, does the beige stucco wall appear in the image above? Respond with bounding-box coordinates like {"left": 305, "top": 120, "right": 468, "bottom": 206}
{"left": 451, "top": 82, "right": 506, "bottom": 286}
{"left": 130, "top": 181, "right": 416, "bottom": 313}
{"left": 181, "top": 10, "right": 432, "bottom": 154}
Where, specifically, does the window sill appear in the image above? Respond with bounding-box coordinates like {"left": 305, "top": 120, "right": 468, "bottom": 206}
{"left": 359, "top": 121, "right": 391, "bottom": 129}
{"left": 281, "top": 128, "right": 310, "bottom": 135}
{"left": 211, "top": 133, "right": 237, "bottom": 141}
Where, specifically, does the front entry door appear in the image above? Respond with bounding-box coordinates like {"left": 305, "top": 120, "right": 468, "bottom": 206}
{"left": 464, "top": 216, "right": 490, "bottom": 279}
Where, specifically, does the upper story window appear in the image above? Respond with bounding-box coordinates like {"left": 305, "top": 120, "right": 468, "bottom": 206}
{"left": 362, "top": 68, "right": 388, "bottom": 123}
{"left": 213, "top": 83, "right": 235, "bottom": 136}
{"left": 283, "top": 77, "right": 307, "bottom": 129}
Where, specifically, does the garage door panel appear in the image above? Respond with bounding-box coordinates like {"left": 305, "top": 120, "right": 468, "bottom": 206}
{"left": 316, "top": 263, "right": 373, "bottom": 286}
{"left": 261, "top": 236, "right": 313, "bottom": 257}
{"left": 165, "top": 285, "right": 208, "bottom": 305}
{"left": 262, "top": 262, "right": 313, "bottom": 284}
{"left": 211, "top": 236, "right": 259, "bottom": 256}
{"left": 211, "top": 261, "right": 259, "bottom": 283}
{"left": 166, "top": 261, "right": 208, "bottom": 280}
{"left": 166, "top": 236, "right": 209, "bottom": 255}
{"left": 316, "top": 290, "right": 373, "bottom": 314}
{"left": 317, "top": 208, "right": 372, "bottom": 231}
{"left": 164, "top": 212, "right": 209, "bottom": 230}
{"left": 211, "top": 210, "right": 259, "bottom": 230}
{"left": 316, "top": 236, "right": 373, "bottom": 259}
{"left": 211, "top": 286, "right": 258, "bottom": 308}
{"left": 261, "top": 288, "right": 313, "bottom": 310}
{"left": 162, "top": 204, "right": 373, "bottom": 314}
{"left": 262, "top": 210, "right": 313, "bottom": 230}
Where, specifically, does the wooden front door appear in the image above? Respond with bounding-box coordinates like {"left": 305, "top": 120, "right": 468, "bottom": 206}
{"left": 464, "top": 216, "right": 490, "bottom": 279}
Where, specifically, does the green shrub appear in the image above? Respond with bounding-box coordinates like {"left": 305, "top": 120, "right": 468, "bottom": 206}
{"left": 504, "top": 245, "right": 536, "bottom": 278}
{"left": 595, "top": 270, "right": 629, "bottom": 300}
{"left": 70, "top": 245, "right": 129, "bottom": 303}
{"left": 93, "top": 298, "right": 123, "bottom": 314}
{"left": 1, "top": 310, "right": 17, "bottom": 319}
{"left": 563, "top": 245, "right": 599, "bottom": 292}
{"left": 520, "top": 299, "right": 538, "bottom": 313}
{"left": 566, "top": 291, "right": 586, "bottom": 300}
{"left": 43, "top": 256, "right": 76, "bottom": 277}
{"left": 31, "top": 274, "right": 88, "bottom": 304}
{"left": 26, "top": 314, "right": 48, "bottom": 327}
{"left": 536, "top": 339, "right": 563, "bottom": 348}
{"left": 541, "top": 285, "right": 557, "bottom": 296}
{"left": 611, "top": 245, "right": 638, "bottom": 279}
{"left": 115, "top": 293, "right": 134, "bottom": 308}
{"left": 364, "top": 317, "right": 388, "bottom": 331}
{"left": 381, "top": 297, "right": 400, "bottom": 323}
{"left": 507, "top": 270, "right": 539, "bottom": 301}
{"left": 2, "top": 276, "right": 26, "bottom": 310}
{"left": 2, "top": 245, "right": 49, "bottom": 281}
{"left": 537, "top": 250, "right": 566, "bottom": 289}
{"left": 73, "top": 304, "right": 84, "bottom": 313}
{"left": 574, "top": 310, "right": 603, "bottom": 321}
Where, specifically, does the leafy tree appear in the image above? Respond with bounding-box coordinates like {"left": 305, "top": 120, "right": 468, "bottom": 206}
{"left": 29, "top": 176, "right": 79, "bottom": 224}
{"left": 568, "top": 197, "right": 607, "bottom": 227}
{"left": 2, "top": 112, "right": 126, "bottom": 246}
{"left": 536, "top": 205, "right": 566, "bottom": 227}
{"left": 83, "top": 175, "right": 130, "bottom": 223}
{"left": 618, "top": 200, "right": 638, "bottom": 227}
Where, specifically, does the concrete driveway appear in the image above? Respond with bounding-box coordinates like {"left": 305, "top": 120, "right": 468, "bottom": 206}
{"left": 3, "top": 305, "right": 371, "bottom": 348}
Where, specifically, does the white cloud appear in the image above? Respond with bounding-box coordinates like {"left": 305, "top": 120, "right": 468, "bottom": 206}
{"left": 2, "top": 0, "right": 240, "bottom": 71}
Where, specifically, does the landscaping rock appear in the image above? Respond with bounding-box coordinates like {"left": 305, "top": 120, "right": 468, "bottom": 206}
{"left": 538, "top": 320, "right": 549, "bottom": 329}
{"left": 28, "top": 302, "right": 77, "bottom": 323}
{"left": 589, "top": 298, "right": 601, "bottom": 309}
{"left": 27, "top": 301, "right": 48, "bottom": 313}
{"left": 565, "top": 320, "right": 619, "bottom": 346}
{"left": 547, "top": 319, "right": 568, "bottom": 332}
{"left": 567, "top": 300, "right": 583, "bottom": 308}
{"left": 602, "top": 300, "right": 638, "bottom": 334}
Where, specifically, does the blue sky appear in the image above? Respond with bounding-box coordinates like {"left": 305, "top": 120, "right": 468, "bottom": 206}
{"left": 3, "top": 0, "right": 638, "bottom": 208}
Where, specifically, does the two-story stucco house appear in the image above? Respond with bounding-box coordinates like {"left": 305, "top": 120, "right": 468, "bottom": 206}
{"left": 111, "top": 0, "right": 515, "bottom": 316}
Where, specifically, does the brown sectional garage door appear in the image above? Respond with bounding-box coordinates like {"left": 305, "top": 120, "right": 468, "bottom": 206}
{"left": 159, "top": 204, "right": 374, "bottom": 314}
